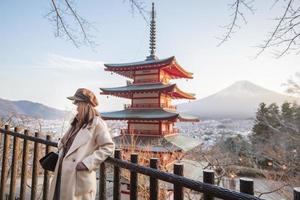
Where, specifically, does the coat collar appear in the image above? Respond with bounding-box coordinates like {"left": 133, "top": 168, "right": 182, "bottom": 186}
{"left": 63, "top": 117, "right": 99, "bottom": 158}
{"left": 86, "top": 116, "right": 99, "bottom": 129}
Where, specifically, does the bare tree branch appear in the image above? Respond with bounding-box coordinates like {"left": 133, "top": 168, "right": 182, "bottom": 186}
{"left": 45, "top": 0, "right": 300, "bottom": 56}
{"left": 257, "top": 183, "right": 290, "bottom": 197}
{"left": 49, "top": 0, "right": 80, "bottom": 47}
{"left": 217, "top": 0, "right": 300, "bottom": 57}
{"left": 47, "top": 0, "right": 147, "bottom": 48}
{"left": 217, "top": 0, "right": 254, "bottom": 46}
{"left": 126, "top": 0, "right": 148, "bottom": 23}
{"left": 256, "top": 0, "right": 300, "bottom": 57}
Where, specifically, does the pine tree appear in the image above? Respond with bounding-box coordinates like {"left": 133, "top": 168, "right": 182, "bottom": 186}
{"left": 267, "top": 103, "right": 280, "bottom": 129}
{"left": 252, "top": 103, "right": 271, "bottom": 139}
{"left": 281, "top": 102, "right": 294, "bottom": 121}
{"left": 293, "top": 103, "right": 300, "bottom": 131}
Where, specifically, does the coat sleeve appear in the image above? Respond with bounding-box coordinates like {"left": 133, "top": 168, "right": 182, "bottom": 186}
{"left": 81, "top": 119, "right": 115, "bottom": 171}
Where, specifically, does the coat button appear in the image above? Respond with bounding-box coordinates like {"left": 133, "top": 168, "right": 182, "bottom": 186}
{"left": 72, "top": 159, "right": 76, "bottom": 162}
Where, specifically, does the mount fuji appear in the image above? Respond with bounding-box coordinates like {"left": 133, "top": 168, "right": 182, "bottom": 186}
{"left": 177, "top": 80, "right": 300, "bottom": 119}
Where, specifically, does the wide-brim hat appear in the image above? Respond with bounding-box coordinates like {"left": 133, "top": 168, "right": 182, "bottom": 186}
{"left": 67, "top": 88, "right": 98, "bottom": 107}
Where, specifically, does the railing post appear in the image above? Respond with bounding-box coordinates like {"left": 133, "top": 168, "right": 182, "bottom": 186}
{"left": 99, "top": 162, "right": 106, "bottom": 200}
{"left": 31, "top": 132, "right": 40, "bottom": 200}
{"left": 9, "top": 127, "right": 20, "bottom": 200}
{"left": 173, "top": 163, "right": 184, "bottom": 200}
{"left": 113, "top": 149, "right": 121, "bottom": 200}
{"left": 150, "top": 158, "right": 159, "bottom": 200}
{"left": 240, "top": 178, "right": 254, "bottom": 196}
{"left": 130, "top": 153, "right": 138, "bottom": 200}
{"left": 0, "top": 127, "right": 1, "bottom": 159}
{"left": 203, "top": 169, "right": 215, "bottom": 200}
{"left": 294, "top": 187, "right": 300, "bottom": 200}
{"left": 42, "top": 135, "right": 52, "bottom": 200}
{"left": 0, "top": 125, "right": 11, "bottom": 200}
{"left": 20, "top": 129, "right": 29, "bottom": 200}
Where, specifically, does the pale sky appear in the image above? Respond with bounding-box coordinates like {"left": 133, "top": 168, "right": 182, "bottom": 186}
{"left": 0, "top": 0, "right": 299, "bottom": 111}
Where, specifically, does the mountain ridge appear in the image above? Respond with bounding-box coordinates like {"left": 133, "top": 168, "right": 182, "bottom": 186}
{"left": 178, "top": 80, "right": 300, "bottom": 119}
{"left": 0, "top": 97, "right": 68, "bottom": 120}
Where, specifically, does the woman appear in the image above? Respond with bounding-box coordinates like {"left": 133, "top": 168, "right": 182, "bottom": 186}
{"left": 48, "top": 88, "right": 115, "bottom": 200}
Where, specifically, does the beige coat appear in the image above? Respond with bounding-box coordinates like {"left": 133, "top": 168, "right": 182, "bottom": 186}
{"left": 48, "top": 116, "right": 115, "bottom": 200}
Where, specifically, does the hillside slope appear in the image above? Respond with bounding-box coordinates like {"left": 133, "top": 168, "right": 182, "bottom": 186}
{"left": 177, "top": 80, "right": 300, "bottom": 119}
{"left": 0, "top": 98, "right": 67, "bottom": 120}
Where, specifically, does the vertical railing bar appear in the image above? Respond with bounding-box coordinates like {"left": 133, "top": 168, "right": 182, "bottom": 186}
{"left": 294, "top": 187, "right": 300, "bottom": 200}
{"left": 173, "top": 163, "right": 184, "bottom": 200}
{"left": 130, "top": 153, "right": 138, "bottom": 200}
{"left": 203, "top": 169, "right": 215, "bottom": 200}
{"left": 0, "top": 126, "right": 2, "bottom": 164}
{"left": 99, "top": 162, "right": 106, "bottom": 200}
{"left": 31, "top": 132, "right": 40, "bottom": 200}
{"left": 113, "top": 149, "right": 121, "bottom": 200}
{"left": 0, "top": 125, "right": 11, "bottom": 200}
{"left": 240, "top": 178, "right": 254, "bottom": 196}
{"left": 20, "top": 129, "right": 29, "bottom": 200}
{"left": 42, "top": 135, "right": 51, "bottom": 200}
{"left": 150, "top": 158, "right": 159, "bottom": 200}
{"left": 1, "top": 128, "right": 289, "bottom": 200}
{"left": 9, "top": 127, "right": 20, "bottom": 200}
{"left": 0, "top": 128, "right": 2, "bottom": 191}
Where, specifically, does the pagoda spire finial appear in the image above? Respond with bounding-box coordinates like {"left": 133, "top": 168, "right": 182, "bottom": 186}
{"left": 147, "top": 2, "right": 158, "bottom": 60}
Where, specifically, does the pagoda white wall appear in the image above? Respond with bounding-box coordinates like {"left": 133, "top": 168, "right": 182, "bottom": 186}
{"left": 134, "top": 69, "right": 159, "bottom": 83}
{"left": 134, "top": 74, "right": 158, "bottom": 83}
{"left": 132, "top": 98, "right": 158, "bottom": 104}
{"left": 135, "top": 69, "right": 158, "bottom": 75}
{"left": 129, "top": 123, "right": 159, "bottom": 130}
{"left": 161, "top": 122, "right": 174, "bottom": 133}
{"left": 160, "top": 93, "right": 171, "bottom": 106}
{"left": 130, "top": 93, "right": 172, "bottom": 108}
{"left": 133, "top": 93, "right": 158, "bottom": 98}
{"left": 128, "top": 122, "right": 160, "bottom": 135}
{"left": 132, "top": 92, "right": 159, "bottom": 107}
{"left": 160, "top": 70, "right": 171, "bottom": 84}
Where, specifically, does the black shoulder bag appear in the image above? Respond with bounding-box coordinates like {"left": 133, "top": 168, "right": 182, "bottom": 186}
{"left": 39, "top": 151, "right": 59, "bottom": 172}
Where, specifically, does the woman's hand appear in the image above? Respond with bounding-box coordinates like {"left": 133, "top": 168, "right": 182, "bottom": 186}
{"left": 76, "top": 162, "right": 88, "bottom": 171}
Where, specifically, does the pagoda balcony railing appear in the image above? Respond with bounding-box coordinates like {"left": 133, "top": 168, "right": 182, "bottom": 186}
{"left": 133, "top": 79, "right": 158, "bottom": 84}
{"left": 0, "top": 125, "right": 299, "bottom": 200}
{"left": 164, "top": 104, "right": 177, "bottom": 110}
{"left": 124, "top": 103, "right": 177, "bottom": 110}
{"left": 173, "top": 128, "right": 179, "bottom": 133}
{"left": 121, "top": 128, "right": 179, "bottom": 136}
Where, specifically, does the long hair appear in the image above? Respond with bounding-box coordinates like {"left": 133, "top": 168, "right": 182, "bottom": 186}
{"left": 71, "top": 101, "right": 100, "bottom": 129}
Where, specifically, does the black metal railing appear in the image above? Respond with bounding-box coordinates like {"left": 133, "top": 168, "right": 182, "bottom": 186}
{"left": 0, "top": 125, "right": 299, "bottom": 200}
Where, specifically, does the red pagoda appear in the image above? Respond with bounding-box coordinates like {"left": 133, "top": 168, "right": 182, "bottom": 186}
{"left": 100, "top": 3, "right": 199, "bottom": 163}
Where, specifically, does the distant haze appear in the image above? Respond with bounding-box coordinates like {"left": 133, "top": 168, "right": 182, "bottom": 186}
{"left": 177, "top": 80, "right": 300, "bottom": 119}
{"left": 1, "top": 80, "right": 299, "bottom": 120}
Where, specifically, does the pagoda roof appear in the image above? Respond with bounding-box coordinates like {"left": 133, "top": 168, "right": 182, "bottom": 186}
{"left": 101, "top": 108, "right": 199, "bottom": 122}
{"left": 113, "top": 134, "right": 201, "bottom": 152}
{"left": 100, "top": 83, "right": 196, "bottom": 100}
{"left": 105, "top": 56, "right": 173, "bottom": 68}
{"left": 101, "top": 83, "right": 174, "bottom": 93}
{"left": 104, "top": 56, "right": 193, "bottom": 79}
